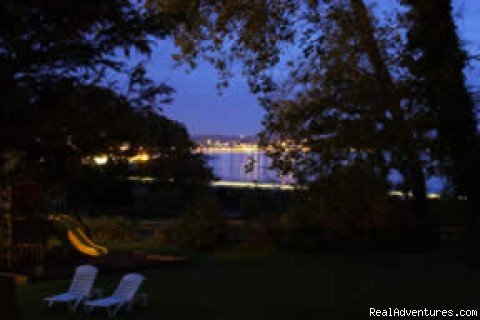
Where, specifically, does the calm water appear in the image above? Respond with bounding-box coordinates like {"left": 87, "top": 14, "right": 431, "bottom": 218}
{"left": 204, "top": 151, "right": 445, "bottom": 193}
{"left": 204, "top": 151, "right": 293, "bottom": 184}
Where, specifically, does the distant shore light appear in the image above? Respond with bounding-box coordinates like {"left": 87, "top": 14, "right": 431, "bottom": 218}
{"left": 119, "top": 143, "right": 130, "bottom": 151}
{"left": 93, "top": 155, "right": 108, "bottom": 165}
{"left": 129, "top": 152, "right": 150, "bottom": 163}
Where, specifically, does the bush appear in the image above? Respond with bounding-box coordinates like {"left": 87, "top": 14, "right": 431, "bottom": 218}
{"left": 81, "top": 215, "right": 134, "bottom": 242}
{"left": 167, "top": 196, "right": 227, "bottom": 250}
{"left": 284, "top": 164, "right": 390, "bottom": 241}
{"left": 241, "top": 190, "right": 291, "bottom": 218}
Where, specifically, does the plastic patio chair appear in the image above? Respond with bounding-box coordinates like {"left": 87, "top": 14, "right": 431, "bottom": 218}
{"left": 44, "top": 264, "right": 98, "bottom": 312}
{"left": 84, "top": 273, "right": 145, "bottom": 318}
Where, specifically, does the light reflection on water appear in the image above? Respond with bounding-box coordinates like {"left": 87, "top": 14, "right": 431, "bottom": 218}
{"left": 203, "top": 151, "right": 445, "bottom": 193}
{"left": 204, "top": 151, "right": 293, "bottom": 184}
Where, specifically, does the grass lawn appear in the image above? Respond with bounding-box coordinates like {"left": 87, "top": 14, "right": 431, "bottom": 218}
{"left": 17, "top": 251, "right": 480, "bottom": 319}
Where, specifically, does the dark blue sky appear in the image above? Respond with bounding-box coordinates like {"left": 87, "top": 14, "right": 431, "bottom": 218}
{"left": 145, "top": 0, "right": 480, "bottom": 136}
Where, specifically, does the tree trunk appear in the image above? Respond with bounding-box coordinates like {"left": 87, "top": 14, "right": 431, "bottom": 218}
{"left": 349, "top": 0, "right": 427, "bottom": 218}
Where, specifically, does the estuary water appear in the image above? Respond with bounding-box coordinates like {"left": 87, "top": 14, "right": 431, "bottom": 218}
{"left": 204, "top": 151, "right": 293, "bottom": 184}
{"left": 203, "top": 151, "right": 445, "bottom": 194}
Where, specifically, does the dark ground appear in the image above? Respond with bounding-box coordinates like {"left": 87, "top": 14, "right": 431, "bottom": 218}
{"left": 17, "top": 251, "right": 480, "bottom": 320}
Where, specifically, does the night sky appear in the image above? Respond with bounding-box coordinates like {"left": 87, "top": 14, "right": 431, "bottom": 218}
{"left": 143, "top": 0, "right": 480, "bottom": 136}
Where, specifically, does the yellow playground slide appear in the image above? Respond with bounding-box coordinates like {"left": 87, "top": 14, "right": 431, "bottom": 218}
{"left": 48, "top": 214, "right": 108, "bottom": 257}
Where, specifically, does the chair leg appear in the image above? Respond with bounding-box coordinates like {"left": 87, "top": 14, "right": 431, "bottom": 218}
{"left": 140, "top": 293, "right": 148, "bottom": 307}
{"left": 71, "top": 299, "right": 81, "bottom": 312}
{"left": 113, "top": 303, "right": 124, "bottom": 318}
{"left": 84, "top": 304, "right": 92, "bottom": 314}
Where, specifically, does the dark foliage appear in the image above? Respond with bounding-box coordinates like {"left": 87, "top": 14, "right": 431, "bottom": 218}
{"left": 402, "top": 0, "right": 479, "bottom": 198}
{"left": 0, "top": 0, "right": 212, "bottom": 193}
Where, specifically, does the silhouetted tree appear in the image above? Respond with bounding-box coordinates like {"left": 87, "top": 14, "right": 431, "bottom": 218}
{"left": 402, "top": 0, "right": 478, "bottom": 195}
{"left": 402, "top": 0, "right": 479, "bottom": 244}
{"left": 0, "top": 0, "right": 212, "bottom": 188}
{"left": 0, "top": 0, "right": 168, "bottom": 176}
{"left": 152, "top": 0, "right": 429, "bottom": 218}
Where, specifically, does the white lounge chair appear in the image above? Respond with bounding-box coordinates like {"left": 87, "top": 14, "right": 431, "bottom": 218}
{"left": 84, "top": 273, "right": 145, "bottom": 318}
{"left": 44, "top": 264, "right": 98, "bottom": 312}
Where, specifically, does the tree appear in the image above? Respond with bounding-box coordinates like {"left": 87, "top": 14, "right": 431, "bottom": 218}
{"left": 402, "top": 0, "right": 480, "bottom": 244}
{"left": 150, "top": 0, "right": 298, "bottom": 91}
{"left": 0, "top": 0, "right": 171, "bottom": 149}
{"left": 402, "top": 0, "right": 478, "bottom": 195}
{"left": 0, "top": 0, "right": 213, "bottom": 188}
{"left": 348, "top": 0, "right": 427, "bottom": 217}
{"left": 153, "top": 0, "right": 429, "bottom": 218}
{"left": 258, "top": 0, "right": 431, "bottom": 229}
{"left": 135, "top": 111, "right": 214, "bottom": 185}
{"left": 0, "top": 0, "right": 172, "bottom": 105}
